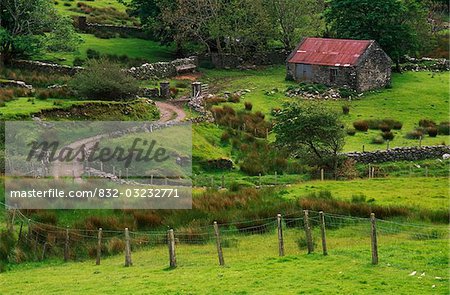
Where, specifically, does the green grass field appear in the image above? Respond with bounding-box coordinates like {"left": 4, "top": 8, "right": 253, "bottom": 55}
{"left": 201, "top": 67, "right": 449, "bottom": 152}
{"left": 38, "top": 34, "right": 175, "bottom": 66}
{"left": 0, "top": 224, "right": 447, "bottom": 294}
{"left": 0, "top": 98, "right": 76, "bottom": 118}
{"left": 53, "top": 0, "right": 137, "bottom": 26}
{"left": 285, "top": 177, "right": 449, "bottom": 211}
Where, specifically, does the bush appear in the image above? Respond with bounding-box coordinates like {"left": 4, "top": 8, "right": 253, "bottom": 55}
{"left": 371, "top": 136, "right": 384, "bottom": 144}
{"left": 438, "top": 122, "right": 450, "bottom": 135}
{"left": 244, "top": 101, "right": 253, "bottom": 111}
{"left": 366, "top": 119, "right": 382, "bottom": 130}
{"left": 427, "top": 126, "right": 438, "bottom": 137}
{"left": 379, "top": 123, "right": 391, "bottom": 132}
{"left": 69, "top": 59, "right": 139, "bottom": 100}
{"left": 342, "top": 105, "right": 350, "bottom": 115}
{"left": 391, "top": 120, "right": 403, "bottom": 130}
{"left": 381, "top": 131, "right": 394, "bottom": 140}
{"left": 228, "top": 94, "right": 240, "bottom": 103}
{"left": 353, "top": 120, "right": 368, "bottom": 132}
{"left": 221, "top": 131, "right": 231, "bottom": 143}
{"left": 86, "top": 48, "right": 101, "bottom": 59}
{"left": 419, "top": 119, "right": 436, "bottom": 128}
{"left": 346, "top": 128, "right": 356, "bottom": 136}
{"left": 406, "top": 129, "right": 423, "bottom": 139}
{"left": 73, "top": 57, "right": 85, "bottom": 66}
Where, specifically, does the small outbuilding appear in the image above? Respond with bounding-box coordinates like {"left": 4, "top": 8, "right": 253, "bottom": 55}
{"left": 286, "top": 37, "right": 392, "bottom": 92}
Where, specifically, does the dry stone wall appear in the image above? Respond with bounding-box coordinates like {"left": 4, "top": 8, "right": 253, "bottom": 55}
{"left": 345, "top": 145, "right": 450, "bottom": 163}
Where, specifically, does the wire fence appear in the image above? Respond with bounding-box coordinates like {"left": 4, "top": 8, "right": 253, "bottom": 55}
{"left": 2, "top": 203, "right": 448, "bottom": 270}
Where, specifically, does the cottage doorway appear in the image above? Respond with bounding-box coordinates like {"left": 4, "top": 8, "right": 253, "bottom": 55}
{"left": 295, "top": 63, "right": 312, "bottom": 80}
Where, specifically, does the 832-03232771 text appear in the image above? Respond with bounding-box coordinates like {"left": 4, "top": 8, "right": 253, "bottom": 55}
{"left": 8, "top": 188, "right": 180, "bottom": 199}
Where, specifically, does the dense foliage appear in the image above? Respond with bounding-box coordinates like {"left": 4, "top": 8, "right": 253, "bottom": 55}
{"left": 69, "top": 59, "right": 139, "bottom": 101}
{"left": 325, "top": 0, "right": 431, "bottom": 70}
{"left": 273, "top": 102, "right": 345, "bottom": 171}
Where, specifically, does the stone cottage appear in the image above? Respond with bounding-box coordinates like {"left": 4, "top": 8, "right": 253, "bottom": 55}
{"left": 286, "top": 38, "right": 391, "bottom": 92}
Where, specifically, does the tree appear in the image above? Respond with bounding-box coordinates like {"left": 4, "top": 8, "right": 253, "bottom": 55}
{"left": 46, "top": 16, "right": 82, "bottom": 53}
{"left": 69, "top": 59, "right": 139, "bottom": 101}
{"left": 268, "top": 0, "right": 325, "bottom": 50}
{"left": 325, "top": 0, "right": 431, "bottom": 71}
{"left": 0, "top": 0, "right": 55, "bottom": 63}
{"left": 273, "top": 102, "right": 345, "bottom": 174}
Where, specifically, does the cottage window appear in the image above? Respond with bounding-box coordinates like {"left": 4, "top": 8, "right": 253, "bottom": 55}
{"left": 330, "top": 68, "right": 338, "bottom": 82}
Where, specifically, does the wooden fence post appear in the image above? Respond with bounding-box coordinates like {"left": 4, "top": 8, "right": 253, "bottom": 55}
{"left": 124, "top": 228, "right": 132, "bottom": 267}
{"left": 18, "top": 221, "right": 23, "bottom": 244}
{"left": 213, "top": 221, "right": 225, "bottom": 266}
{"left": 64, "top": 227, "right": 69, "bottom": 262}
{"left": 168, "top": 229, "right": 177, "bottom": 268}
{"left": 96, "top": 228, "right": 102, "bottom": 265}
{"left": 370, "top": 213, "right": 378, "bottom": 265}
{"left": 303, "top": 210, "right": 314, "bottom": 254}
{"left": 277, "top": 214, "right": 284, "bottom": 257}
{"left": 258, "top": 173, "right": 262, "bottom": 187}
{"left": 320, "top": 169, "right": 324, "bottom": 181}
{"left": 221, "top": 175, "right": 225, "bottom": 189}
{"left": 425, "top": 166, "right": 428, "bottom": 177}
{"left": 368, "top": 164, "right": 371, "bottom": 179}
{"left": 371, "top": 167, "right": 375, "bottom": 178}
{"left": 319, "top": 211, "right": 328, "bottom": 256}
{"left": 41, "top": 242, "right": 47, "bottom": 261}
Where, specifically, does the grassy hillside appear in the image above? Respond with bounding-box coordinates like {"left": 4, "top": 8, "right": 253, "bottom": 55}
{"left": 201, "top": 68, "right": 449, "bottom": 151}
{"left": 38, "top": 34, "right": 175, "bottom": 66}
{"left": 0, "top": 224, "right": 447, "bottom": 294}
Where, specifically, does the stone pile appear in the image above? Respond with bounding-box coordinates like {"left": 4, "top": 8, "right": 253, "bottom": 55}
{"left": 286, "top": 88, "right": 344, "bottom": 100}
{"left": 402, "top": 56, "right": 450, "bottom": 72}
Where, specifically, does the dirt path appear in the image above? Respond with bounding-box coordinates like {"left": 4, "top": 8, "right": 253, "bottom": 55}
{"left": 50, "top": 101, "right": 187, "bottom": 179}
{"left": 155, "top": 101, "right": 187, "bottom": 123}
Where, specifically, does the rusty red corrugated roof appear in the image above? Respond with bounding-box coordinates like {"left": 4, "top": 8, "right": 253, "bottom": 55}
{"left": 288, "top": 38, "right": 374, "bottom": 66}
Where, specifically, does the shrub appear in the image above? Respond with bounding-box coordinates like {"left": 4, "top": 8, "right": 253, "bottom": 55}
{"left": 391, "top": 120, "right": 403, "bottom": 130}
{"left": 342, "top": 105, "right": 350, "bottom": 115}
{"left": 86, "top": 48, "right": 101, "bottom": 59}
{"left": 221, "top": 131, "right": 231, "bottom": 143}
{"left": 366, "top": 119, "right": 382, "bottom": 130}
{"left": 244, "top": 101, "right": 253, "bottom": 111}
{"left": 438, "top": 122, "right": 450, "bottom": 135}
{"left": 353, "top": 120, "right": 368, "bottom": 131}
{"left": 228, "top": 94, "right": 240, "bottom": 103}
{"left": 371, "top": 136, "right": 384, "bottom": 144}
{"left": 427, "top": 126, "right": 438, "bottom": 137}
{"left": 379, "top": 123, "right": 391, "bottom": 132}
{"left": 406, "top": 129, "right": 423, "bottom": 139}
{"left": 381, "top": 131, "right": 394, "bottom": 140}
{"left": 419, "top": 119, "right": 436, "bottom": 128}
{"left": 346, "top": 128, "right": 356, "bottom": 136}
{"left": 73, "top": 57, "right": 85, "bottom": 66}
{"left": 296, "top": 236, "right": 317, "bottom": 250}
{"left": 0, "top": 89, "right": 15, "bottom": 101}
{"left": 69, "top": 59, "right": 139, "bottom": 100}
